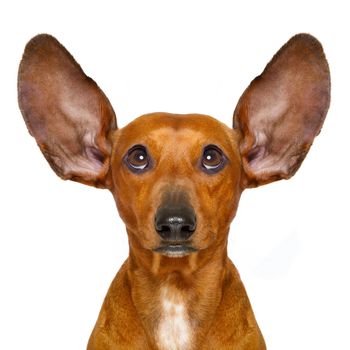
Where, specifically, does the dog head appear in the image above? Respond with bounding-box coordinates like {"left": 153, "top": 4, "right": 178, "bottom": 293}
{"left": 18, "top": 34, "right": 330, "bottom": 259}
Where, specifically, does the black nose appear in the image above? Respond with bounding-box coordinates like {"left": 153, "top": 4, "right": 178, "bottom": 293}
{"left": 155, "top": 205, "right": 196, "bottom": 242}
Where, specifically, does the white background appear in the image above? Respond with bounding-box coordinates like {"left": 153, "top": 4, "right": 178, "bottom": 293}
{"left": 1, "top": 1, "right": 349, "bottom": 349}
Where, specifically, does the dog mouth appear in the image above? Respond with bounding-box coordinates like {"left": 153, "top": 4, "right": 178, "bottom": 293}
{"left": 153, "top": 244, "right": 198, "bottom": 258}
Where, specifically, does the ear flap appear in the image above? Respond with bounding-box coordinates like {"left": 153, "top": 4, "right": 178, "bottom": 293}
{"left": 233, "top": 34, "right": 330, "bottom": 188}
{"left": 18, "top": 34, "right": 117, "bottom": 188}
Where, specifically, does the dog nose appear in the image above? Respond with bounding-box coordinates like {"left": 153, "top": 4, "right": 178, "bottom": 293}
{"left": 155, "top": 205, "right": 196, "bottom": 242}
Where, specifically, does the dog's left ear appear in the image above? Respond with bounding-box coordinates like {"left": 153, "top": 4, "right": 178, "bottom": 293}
{"left": 18, "top": 34, "right": 117, "bottom": 188}
{"left": 234, "top": 34, "right": 330, "bottom": 188}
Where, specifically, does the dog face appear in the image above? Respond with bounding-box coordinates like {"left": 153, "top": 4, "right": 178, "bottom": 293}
{"left": 109, "top": 113, "right": 242, "bottom": 256}
{"left": 18, "top": 34, "right": 330, "bottom": 259}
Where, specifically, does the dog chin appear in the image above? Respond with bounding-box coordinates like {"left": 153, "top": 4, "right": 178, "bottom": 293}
{"left": 153, "top": 245, "right": 198, "bottom": 258}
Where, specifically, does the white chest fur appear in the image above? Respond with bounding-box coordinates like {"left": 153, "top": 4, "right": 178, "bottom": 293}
{"left": 156, "top": 287, "right": 192, "bottom": 350}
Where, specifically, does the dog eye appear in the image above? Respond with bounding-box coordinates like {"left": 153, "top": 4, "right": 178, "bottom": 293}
{"left": 201, "top": 145, "right": 225, "bottom": 173}
{"left": 126, "top": 146, "right": 149, "bottom": 172}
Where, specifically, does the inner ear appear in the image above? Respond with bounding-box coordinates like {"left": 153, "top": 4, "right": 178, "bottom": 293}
{"left": 18, "top": 34, "right": 117, "bottom": 188}
{"left": 233, "top": 34, "right": 330, "bottom": 188}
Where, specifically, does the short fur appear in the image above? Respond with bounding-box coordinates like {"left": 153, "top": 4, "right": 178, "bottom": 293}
{"left": 18, "top": 33, "right": 330, "bottom": 349}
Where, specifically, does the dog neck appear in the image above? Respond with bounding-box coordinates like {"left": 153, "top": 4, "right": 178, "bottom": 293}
{"left": 126, "top": 234, "right": 229, "bottom": 349}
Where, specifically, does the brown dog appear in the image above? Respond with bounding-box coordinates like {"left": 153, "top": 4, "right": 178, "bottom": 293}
{"left": 18, "top": 33, "right": 330, "bottom": 349}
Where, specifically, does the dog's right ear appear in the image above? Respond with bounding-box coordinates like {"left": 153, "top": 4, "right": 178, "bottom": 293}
{"left": 18, "top": 34, "right": 117, "bottom": 188}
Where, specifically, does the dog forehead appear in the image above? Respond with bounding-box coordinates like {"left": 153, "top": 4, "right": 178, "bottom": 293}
{"left": 115, "top": 112, "right": 237, "bottom": 151}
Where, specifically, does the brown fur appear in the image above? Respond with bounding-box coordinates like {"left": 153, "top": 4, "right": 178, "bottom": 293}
{"left": 18, "top": 33, "right": 330, "bottom": 349}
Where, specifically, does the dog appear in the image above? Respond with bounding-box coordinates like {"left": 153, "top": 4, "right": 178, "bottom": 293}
{"left": 18, "top": 33, "right": 330, "bottom": 349}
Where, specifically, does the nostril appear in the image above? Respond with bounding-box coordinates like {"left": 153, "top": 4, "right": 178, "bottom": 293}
{"left": 182, "top": 225, "right": 190, "bottom": 232}
{"left": 157, "top": 227, "right": 171, "bottom": 240}
{"left": 181, "top": 225, "right": 194, "bottom": 232}
{"left": 158, "top": 225, "right": 171, "bottom": 233}
{"left": 179, "top": 226, "right": 194, "bottom": 241}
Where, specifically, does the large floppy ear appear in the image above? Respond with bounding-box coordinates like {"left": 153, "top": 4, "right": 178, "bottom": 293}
{"left": 233, "top": 34, "right": 330, "bottom": 188}
{"left": 18, "top": 34, "right": 117, "bottom": 188}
